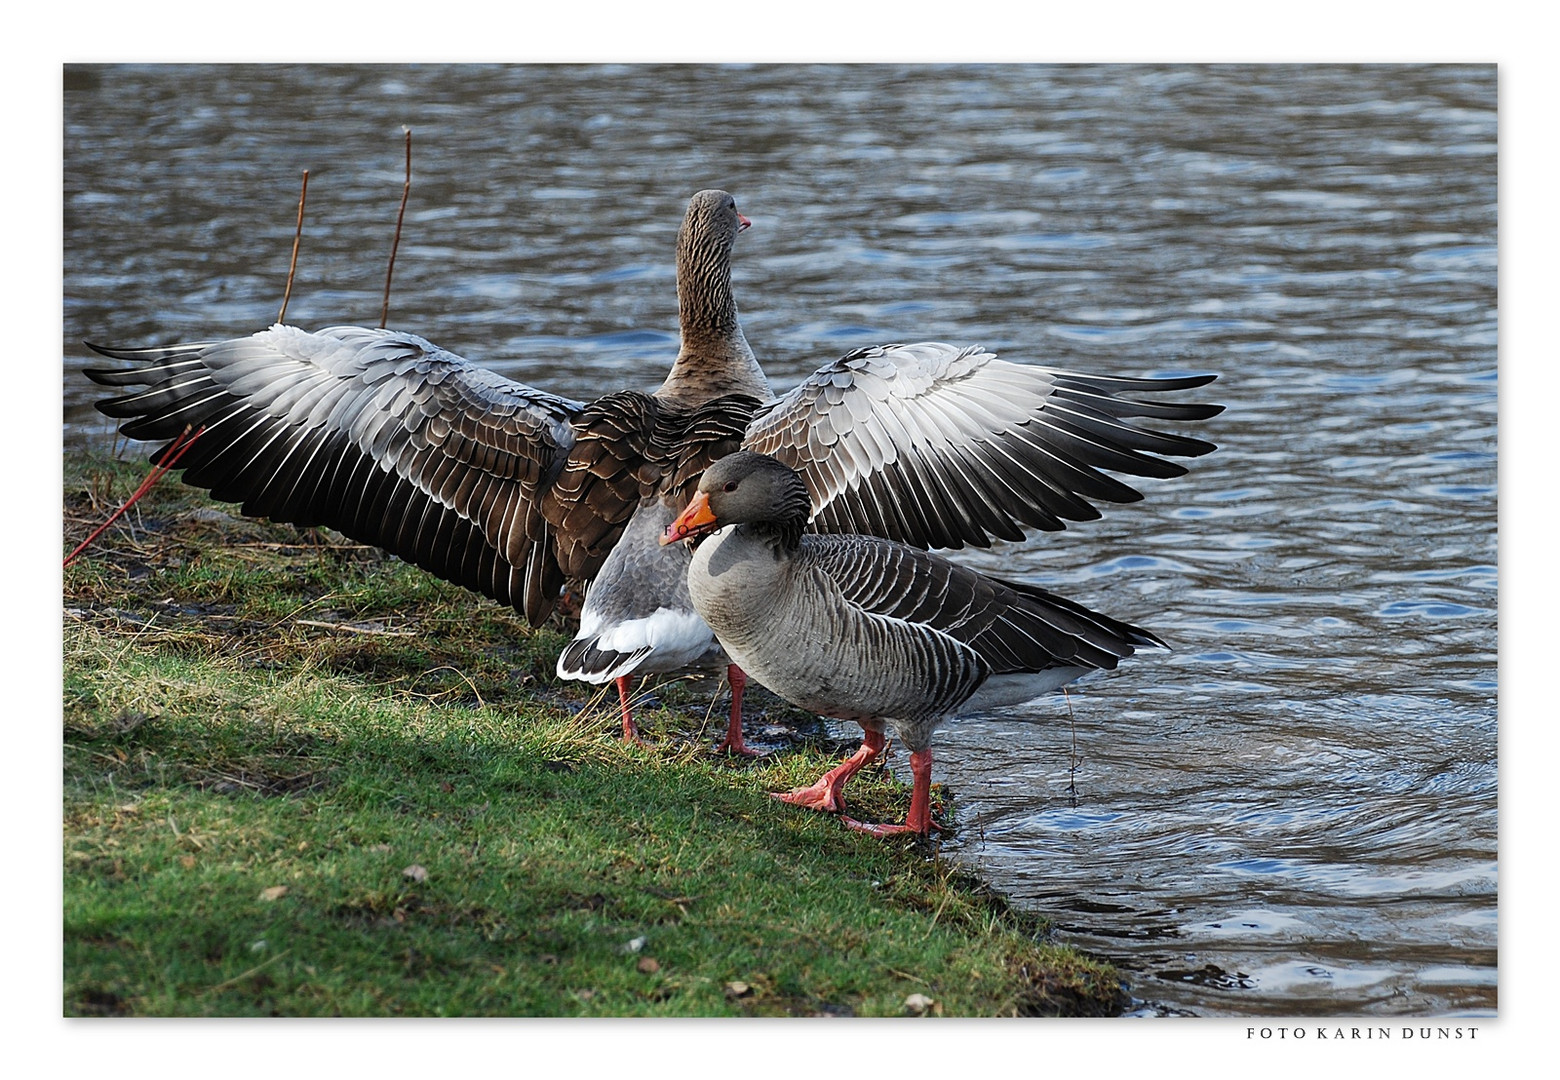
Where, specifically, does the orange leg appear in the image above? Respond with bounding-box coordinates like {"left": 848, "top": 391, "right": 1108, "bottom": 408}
{"left": 714, "top": 664, "right": 758, "bottom": 756}
{"left": 842, "top": 748, "right": 941, "bottom": 837}
{"left": 773, "top": 729, "right": 887, "bottom": 813}
{"left": 616, "top": 676, "right": 647, "bottom": 746}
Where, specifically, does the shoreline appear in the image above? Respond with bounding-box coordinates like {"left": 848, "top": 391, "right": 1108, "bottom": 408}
{"left": 63, "top": 448, "right": 1126, "bottom": 1017}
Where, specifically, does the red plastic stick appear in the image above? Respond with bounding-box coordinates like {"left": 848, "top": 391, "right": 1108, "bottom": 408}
{"left": 64, "top": 425, "right": 205, "bottom": 567}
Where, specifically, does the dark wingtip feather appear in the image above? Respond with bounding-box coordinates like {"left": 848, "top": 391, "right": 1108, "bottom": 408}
{"left": 1166, "top": 435, "right": 1220, "bottom": 458}
{"left": 1174, "top": 403, "right": 1226, "bottom": 424}
{"left": 1140, "top": 371, "right": 1221, "bottom": 392}
{"left": 83, "top": 367, "right": 147, "bottom": 388}
{"left": 1131, "top": 627, "right": 1170, "bottom": 651}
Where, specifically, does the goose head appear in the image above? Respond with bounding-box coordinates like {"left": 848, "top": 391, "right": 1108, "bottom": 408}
{"left": 672, "top": 190, "right": 755, "bottom": 361}
{"left": 660, "top": 451, "right": 811, "bottom": 548}
{"left": 678, "top": 189, "right": 750, "bottom": 272}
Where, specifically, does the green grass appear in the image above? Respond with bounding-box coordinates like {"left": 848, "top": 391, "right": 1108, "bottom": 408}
{"left": 62, "top": 450, "right": 1126, "bottom": 1017}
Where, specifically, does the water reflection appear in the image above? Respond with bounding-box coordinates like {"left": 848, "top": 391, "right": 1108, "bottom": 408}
{"left": 63, "top": 63, "right": 1496, "bottom": 1017}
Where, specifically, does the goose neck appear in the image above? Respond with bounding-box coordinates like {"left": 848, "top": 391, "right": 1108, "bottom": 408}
{"left": 742, "top": 518, "right": 805, "bottom": 557}
{"left": 677, "top": 234, "right": 740, "bottom": 348}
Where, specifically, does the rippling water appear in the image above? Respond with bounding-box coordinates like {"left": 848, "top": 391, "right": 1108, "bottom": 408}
{"left": 62, "top": 63, "right": 1496, "bottom": 1017}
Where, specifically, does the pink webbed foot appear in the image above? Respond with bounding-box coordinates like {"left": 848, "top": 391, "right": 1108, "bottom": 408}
{"left": 839, "top": 816, "right": 935, "bottom": 837}
{"left": 715, "top": 731, "right": 758, "bottom": 757}
{"left": 771, "top": 730, "right": 887, "bottom": 814}
{"left": 773, "top": 776, "right": 847, "bottom": 813}
{"left": 714, "top": 665, "right": 759, "bottom": 757}
{"left": 839, "top": 748, "right": 941, "bottom": 837}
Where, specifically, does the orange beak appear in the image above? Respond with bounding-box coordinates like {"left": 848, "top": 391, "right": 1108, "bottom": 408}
{"left": 661, "top": 490, "right": 720, "bottom": 546}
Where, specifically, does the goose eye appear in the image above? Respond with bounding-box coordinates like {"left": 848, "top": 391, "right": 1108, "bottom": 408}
{"left": 723, "top": 481, "right": 739, "bottom": 492}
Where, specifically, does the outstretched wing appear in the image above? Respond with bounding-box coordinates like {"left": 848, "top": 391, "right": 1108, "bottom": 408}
{"left": 743, "top": 342, "right": 1223, "bottom": 550}
{"left": 87, "top": 323, "right": 583, "bottom": 624}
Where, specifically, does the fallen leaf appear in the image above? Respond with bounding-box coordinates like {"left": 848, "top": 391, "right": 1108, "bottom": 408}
{"left": 637, "top": 956, "right": 661, "bottom": 974}
{"left": 724, "top": 981, "right": 753, "bottom": 998}
{"left": 904, "top": 993, "right": 936, "bottom": 1014}
{"left": 402, "top": 864, "right": 428, "bottom": 882}
{"left": 258, "top": 885, "right": 288, "bottom": 902}
{"left": 179, "top": 855, "right": 197, "bottom": 870}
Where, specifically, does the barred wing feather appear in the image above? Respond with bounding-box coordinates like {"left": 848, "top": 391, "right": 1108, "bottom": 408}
{"left": 87, "top": 324, "right": 584, "bottom": 624}
{"left": 743, "top": 342, "right": 1222, "bottom": 551}
{"left": 799, "top": 533, "right": 1163, "bottom": 677}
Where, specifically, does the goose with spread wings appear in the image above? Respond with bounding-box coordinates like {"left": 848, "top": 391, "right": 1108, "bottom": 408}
{"left": 85, "top": 189, "right": 1222, "bottom": 753}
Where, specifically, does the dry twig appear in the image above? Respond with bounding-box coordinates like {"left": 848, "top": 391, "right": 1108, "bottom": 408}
{"left": 294, "top": 619, "right": 417, "bottom": 637}
{"left": 380, "top": 127, "right": 413, "bottom": 328}
{"left": 201, "top": 949, "right": 293, "bottom": 996}
{"left": 278, "top": 169, "right": 309, "bottom": 324}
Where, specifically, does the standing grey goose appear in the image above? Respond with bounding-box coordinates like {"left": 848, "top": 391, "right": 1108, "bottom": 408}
{"left": 84, "top": 188, "right": 1222, "bottom": 754}
{"left": 662, "top": 451, "right": 1164, "bottom": 836}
